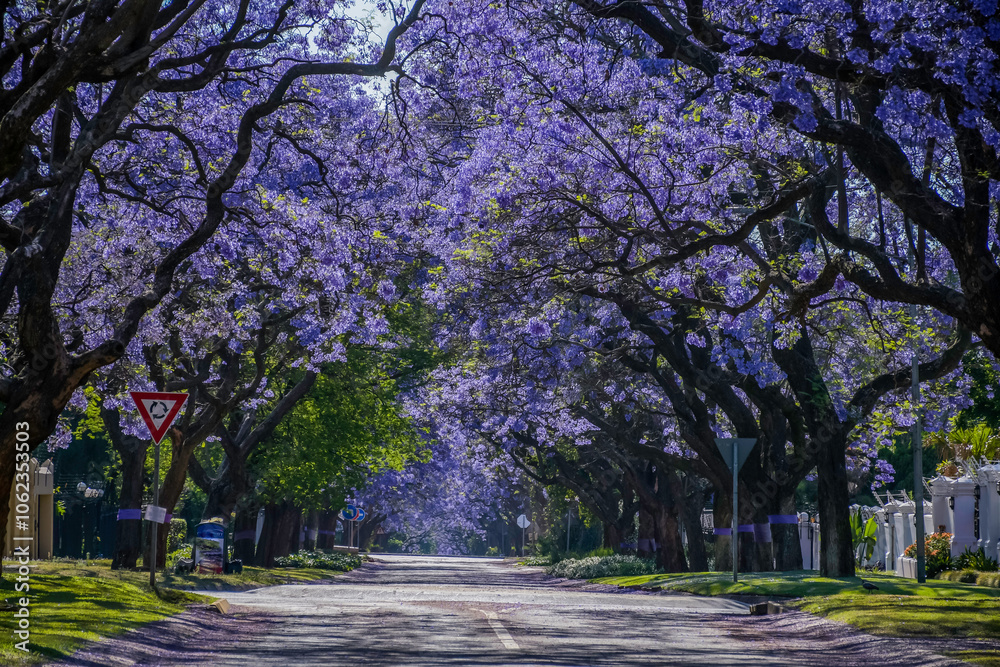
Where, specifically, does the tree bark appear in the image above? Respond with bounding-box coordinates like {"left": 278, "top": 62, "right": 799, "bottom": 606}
{"left": 304, "top": 510, "right": 319, "bottom": 551}
{"left": 637, "top": 506, "right": 656, "bottom": 558}
{"left": 358, "top": 515, "right": 385, "bottom": 551}
{"left": 103, "top": 408, "right": 150, "bottom": 570}
{"left": 232, "top": 504, "right": 258, "bottom": 563}
{"left": 254, "top": 504, "right": 278, "bottom": 567}
{"left": 815, "top": 428, "right": 854, "bottom": 576}
{"left": 652, "top": 503, "right": 688, "bottom": 573}
{"left": 318, "top": 511, "right": 338, "bottom": 549}
{"left": 668, "top": 471, "right": 708, "bottom": 572}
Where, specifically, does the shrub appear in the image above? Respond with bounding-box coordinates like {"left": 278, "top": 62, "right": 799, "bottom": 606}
{"left": 547, "top": 554, "right": 659, "bottom": 580}
{"left": 937, "top": 570, "right": 1000, "bottom": 588}
{"left": 167, "top": 518, "right": 188, "bottom": 553}
{"left": 274, "top": 550, "right": 362, "bottom": 571}
{"left": 904, "top": 532, "right": 954, "bottom": 578}
{"left": 585, "top": 547, "right": 614, "bottom": 558}
{"left": 519, "top": 555, "right": 551, "bottom": 566}
{"left": 167, "top": 543, "right": 192, "bottom": 565}
{"left": 954, "top": 547, "right": 999, "bottom": 572}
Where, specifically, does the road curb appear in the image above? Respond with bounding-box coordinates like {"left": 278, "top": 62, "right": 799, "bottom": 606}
{"left": 616, "top": 584, "right": 791, "bottom": 614}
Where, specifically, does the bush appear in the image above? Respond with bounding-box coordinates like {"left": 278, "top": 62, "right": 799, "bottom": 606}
{"left": 584, "top": 547, "right": 614, "bottom": 558}
{"left": 937, "top": 569, "right": 1000, "bottom": 588}
{"left": 954, "top": 547, "right": 999, "bottom": 572}
{"left": 547, "top": 554, "right": 660, "bottom": 580}
{"left": 904, "top": 532, "right": 954, "bottom": 578}
{"left": 167, "top": 518, "right": 188, "bottom": 553}
{"left": 274, "top": 550, "right": 362, "bottom": 571}
{"left": 519, "top": 555, "right": 551, "bottom": 566}
{"left": 166, "top": 543, "right": 192, "bottom": 568}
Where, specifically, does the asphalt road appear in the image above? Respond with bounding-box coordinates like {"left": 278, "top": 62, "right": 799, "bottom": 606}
{"left": 191, "top": 555, "right": 961, "bottom": 667}
{"left": 56, "top": 555, "right": 972, "bottom": 666}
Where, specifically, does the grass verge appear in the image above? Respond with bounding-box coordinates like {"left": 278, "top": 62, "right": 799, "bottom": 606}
{"left": 1, "top": 558, "right": 354, "bottom": 665}
{"left": 593, "top": 570, "right": 1000, "bottom": 662}
{"left": 937, "top": 570, "right": 1000, "bottom": 588}
{"left": 0, "top": 571, "right": 208, "bottom": 665}
{"left": 21, "top": 559, "right": 342, "bottom": 592}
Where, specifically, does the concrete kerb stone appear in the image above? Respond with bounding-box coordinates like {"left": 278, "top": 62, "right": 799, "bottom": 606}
{"left": 615, "top": 582, "right": 792, "bottom": 614}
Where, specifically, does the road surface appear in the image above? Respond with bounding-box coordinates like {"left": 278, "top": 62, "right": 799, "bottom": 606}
{"left": 57, "top": 555, "right": 971, "bottom": 666}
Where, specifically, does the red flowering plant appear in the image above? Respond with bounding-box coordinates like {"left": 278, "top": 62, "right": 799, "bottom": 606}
{"left": 905, "top": 533, "right": 955, "bottom": 578}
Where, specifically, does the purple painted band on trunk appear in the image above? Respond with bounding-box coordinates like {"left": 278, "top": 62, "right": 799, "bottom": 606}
{"left": 318, "top": 530, "right": 337, "bottom": 536}
{"left": 768, "top": 514, "right": 800, "bottom": 524}
{"left": 715, "top": 525, "right": 757, "bottom": 538}
{"left": 233, "top": 530, "right": 255, "bottom": 541}
{"left": 117, "top": 509, "right": 142, "bottom": 520}
{"left": 754, "top": 523, "right": 772, "bottom": 543}
{"left": 165, "top": 514, "right": 172, "bottom": 523}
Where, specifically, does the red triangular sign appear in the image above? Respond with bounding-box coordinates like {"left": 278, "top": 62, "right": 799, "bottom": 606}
{"left": 129, "top": 392, "right": 189, "bottom": 444}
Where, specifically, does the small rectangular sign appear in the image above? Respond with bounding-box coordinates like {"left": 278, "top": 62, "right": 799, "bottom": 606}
{"left": 144, "top": 505, "right": 168, "bottom": 523}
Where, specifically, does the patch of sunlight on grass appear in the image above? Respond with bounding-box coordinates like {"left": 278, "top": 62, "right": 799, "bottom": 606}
{"left": 0, "top": 573, "right": 203, "bottom": 666}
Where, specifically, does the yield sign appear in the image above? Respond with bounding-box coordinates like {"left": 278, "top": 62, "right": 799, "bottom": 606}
{"left": 715, "top": 438, "right": 757, "bottom": 473}
{"left": 130, "top": 392, "right": 188, "bottom": 444}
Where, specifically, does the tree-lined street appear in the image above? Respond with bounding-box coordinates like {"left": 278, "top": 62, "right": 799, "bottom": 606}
{"left": 4, "top": 0, "right": 1000, "bottom": 663}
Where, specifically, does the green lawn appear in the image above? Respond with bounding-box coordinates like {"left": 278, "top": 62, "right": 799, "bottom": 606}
{"left": 0, "top": 559, "right": 351, "bottom": 665}
{"left": 0, "top": 572, "right": 207, "bottom": 665}
{"left": 23, "top": 558, "right": 342, "bottom": 591}
{"left": 593, "top": 571, "right": 1000, "bottom": 653}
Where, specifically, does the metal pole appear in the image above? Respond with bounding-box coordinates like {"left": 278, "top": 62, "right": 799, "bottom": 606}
{"left": 150, "top": 438, "right": 159, "bottom": 590}
{"left": 732, "top": 440, "right": 739, "bottom": 583}
{"left": 906, "top": 219, "right": 926, "bottom": 583}
{"left": 566, "top": 505, "right": 572, "bottom": 553}
{"left": 912, "top": 338, "right": 926, "bottom": 582}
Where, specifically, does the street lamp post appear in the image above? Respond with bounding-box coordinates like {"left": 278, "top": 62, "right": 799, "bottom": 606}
{"left": 566, "top": 504, "right": 572, "bottom": 553}
{"left": 906, "top": 219, "right": 926, "bottom": 583}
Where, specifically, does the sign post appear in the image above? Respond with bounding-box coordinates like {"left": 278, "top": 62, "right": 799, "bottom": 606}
{"left": 715, "top": 438, "right": 757, "bottom": 583}
{"left": 516, "top": 514, "right": 530, "bottom": 556}
{"left": 130, "top": 391, "right": 188, "bottom": 590}
{"left": 339, "top": 505, "right": 364, "bottom": 549}
{"left": 355, "top": 508, "right": 366, "bottom": 549}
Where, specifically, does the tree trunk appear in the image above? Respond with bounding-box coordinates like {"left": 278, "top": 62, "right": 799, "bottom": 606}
{"left": 304, "top": 510, "right": 319, "bottom": 551}
{"left": 255, "top": 501, "right": 298, "bottom": 567}
{"left": 670, "top": 472, "right": 708, "bottom": 572}
{"left": 110, "top": 434, "right": 148, "bottom": 570}
{"left": 603, "top": 518, "right": 624, "bottom": 551}
{"left": 201, "top": 467, "right": 247, "bottom": 523}
{"left": 637, "top": 506, "right": 656, "bottom": 558}
{"left": 713, "top": 492, "right": 732, "bottom": 572}
{"left": 358, "top": 516, "right": 384, "bottom": 552}
{"left": 318, "top": 511, "right": 338, "bottom": 549}
{"left": 652, "top": 504, "right": 688, "bottom": 573}
{"left": 771, "top": 496, "right": 803, "bottom": 571}
{"left": 817, "top": 428, "right": 854, "bottom": 576}
{"left": 254, "top": 504, "right": 278, "bottom": 567}
{"left": 232, "top": 504, "right": 258, "bottom": 563}
{"left": 280, "top": 505, "right": 301, "bottom": 558}
{"left": 770, "top": 330, "right": 856, "bottom": 577}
